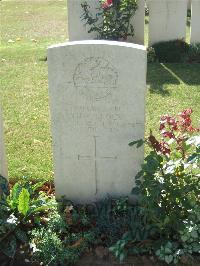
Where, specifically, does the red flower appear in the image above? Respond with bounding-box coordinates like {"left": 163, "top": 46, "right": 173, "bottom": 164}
{"left": 187, "top": 125, "right": 200, "bottom": 133}
{"left": 179, "top": 108, "right": 192, "bottom": 118}
{"left": 172, "top": 123, "right": 178, "bottom": 131}
{"left": 160, "top": 115, "right": 169, "bottom": 123}
{"left": 160, "top": 141, "right": 171, "bottom": 156}
{"left": 160, "top": 115, "right": 178, "bottom": 131}
{"left": 149, "top": 135, "right": 160, "bottom": 151}
{"left": 159, "top": 123, "right": 165, "bottom": 130}
{"left": 102, "top": 0, "right": 113, "bottom": 9}
{"left": 148, "top": 135, "right": 170, "bottom": 156}
{"left": 162, "top": 131, "right": 175, "bottom": 139}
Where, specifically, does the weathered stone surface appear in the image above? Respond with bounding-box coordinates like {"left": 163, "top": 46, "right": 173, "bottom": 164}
{"left": 190, "top": 0, "right": 200, "bottom": 44}
{"left": 128, "top": 0, "right": 145, "bottom": 45}
{"left": 0, "top": 107, "right": 7, "bottom": 179}
{"left": 148, "top": 0, "right": 187, "bottom": 46}
{"left": 67, "top": 0, "right": 99, "bottom": 41}
{"left": 48, "top": 40, "right": 146, "bottom": 203}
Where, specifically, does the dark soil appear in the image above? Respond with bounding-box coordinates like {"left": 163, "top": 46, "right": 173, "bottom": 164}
{"left": 75, "top": 253, "right": 167, "bottom": 266}
{"left": 1, "top": 249, "right": 200, "bottom": 266}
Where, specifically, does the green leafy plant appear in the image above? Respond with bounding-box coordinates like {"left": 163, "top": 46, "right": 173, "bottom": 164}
{"left": 109, "top": 204, "right": 156, "bottom": 261}
{"left": 128, "top": 108, "right": 200, "bottom": 264}
{"left": 179, "top": 205, "right": 200, "bottom": 255}
{"left": 187, "top": 43, "right": 200, "bottom": 63}
{"left": 155, "top": 241, "right": 179, "bottom": 264}
{"left": 6, "top": 177, "right": 56, "bottom": 223}
{"left": 30, "top": 206, "right": 96, "bottom": 266}
{"left": 109, "top": 237, "right": 129, "bottom": 262}
{"left": 0, "top": 175, "right": 9, "bottom": 201}
{"left": 91, "top": 198, "right": 132, "bottom": 246}
{"left": 81, "top": 0, "right": 138, "bottom": 41}
{"left": 147, "top": 47, "right": 156, "bottom": 63}
{"left": 0, "top": 177, "right": 56, "bottom": 258}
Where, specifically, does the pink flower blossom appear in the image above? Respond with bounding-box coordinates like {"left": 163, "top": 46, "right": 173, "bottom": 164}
{"left": 102, "top": 0, "right": 113, "bottom": 9}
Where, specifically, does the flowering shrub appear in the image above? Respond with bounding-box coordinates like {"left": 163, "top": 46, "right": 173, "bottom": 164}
{"left": 148, "top": 108, "right": 199, "bottom": 158}
{"left": 81, "top": 0, "right": 138, "bottom": 41}
{"left": 127, "top": 108, "right": 200, "bottom": 264}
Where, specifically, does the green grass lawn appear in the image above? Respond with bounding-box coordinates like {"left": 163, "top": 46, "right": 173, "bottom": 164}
{"left": 0, "top": 1, "right": 200, "bottom": 181}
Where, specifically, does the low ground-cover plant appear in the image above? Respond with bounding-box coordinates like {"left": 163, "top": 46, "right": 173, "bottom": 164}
{"left": 81, "top": 0, "right": 138, "bottom": 40}
{"left": 147, "top": 47, "right": 157, "bottom": 63}
{"left": 30, "top": 197, "right": 137, "bottom": 265}
{"left": 0, "top": 176, "right": 56, "bottom": 258}
{"left": 187, "top": 43, "right": 200, "bottom": 63}
{"left": 120, "top": 108, "right": 200, "bottom": 264}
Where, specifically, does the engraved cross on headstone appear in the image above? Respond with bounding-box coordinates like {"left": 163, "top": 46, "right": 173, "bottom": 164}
{"left": 78, "top": 136, "right": 117, "bottom": 195}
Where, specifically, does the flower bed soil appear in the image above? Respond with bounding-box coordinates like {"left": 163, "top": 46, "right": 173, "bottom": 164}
{"left": 1, "top": 248, "right": 200, "bottom": 266}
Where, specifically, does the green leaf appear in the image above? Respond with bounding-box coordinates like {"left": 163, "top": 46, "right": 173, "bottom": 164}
{"left": 9, "top": 183, "right": 22, "bottom": 208}
{"left": 15, "top": 228, "right": 28, "bottom": 243}
{"left": 129, "top": 139, "right": 144, "bottom": 148}
{"left": 131, "top": 187, "right": 140, "bottom": 195}
{"left": 0, "top": 235, "right": 17, "bottom": 258}
{"left": 29, "top": 205, "right": 50, "bottom": 216}
{"left": 135, "top": 170, "right": 143, "bottom": 180}
{"left": 136, "top": 139, "right": 145, "bottom": 148}
{"left": 164, "top": 247, "right": 172, "bottom": 255}
{"left": 31, "top": 181, "right": 45, "bottom": 193}
{"left": 119, "top": 251, "right": 126, "bottom": 262}
{"left": 155, "top": 249, "right": 161, "bottom": 256}
{"left": 187, "top": 153, "right": 199, "bottom": 163}
{"left": 135, "top": 180, "right": 142, "bottom": 186}
{"left": 18, "top": 188, "right": 30, "bottom": 216}
{"left": 165, "top": 255, "right": 173, "bottom": 264}
{"left": 191, "top": 230, "right": 198, "bottom": 238}
{"left": 0, "top": 175, "right": 9, "bottom": 200}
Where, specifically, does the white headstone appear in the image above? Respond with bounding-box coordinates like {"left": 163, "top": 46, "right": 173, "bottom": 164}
{"left": 0, "top": 108, "right": 8, "bottom": 178}
{"left": 146, "top": 0, "right": 191, "bottom": 9}
{"left": 187, "top": 0, "right": 192, "bottom": 9}
{"left": 148, "top": 0, "right": 188, "bottom": 46}
{"left": 128, "top": 0, "right": 145, "bottom": 45}
{"left": 67, "top": 0, "right": 145, "bottom": 45}
{"left": 190, "top": 0, "right": 200, "bottom": 44}
{"left": 68, "top": 0, "right": 99, "bottom": 41}
{"left": 48, "top": 40, "right": 146, "bottom": 203}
